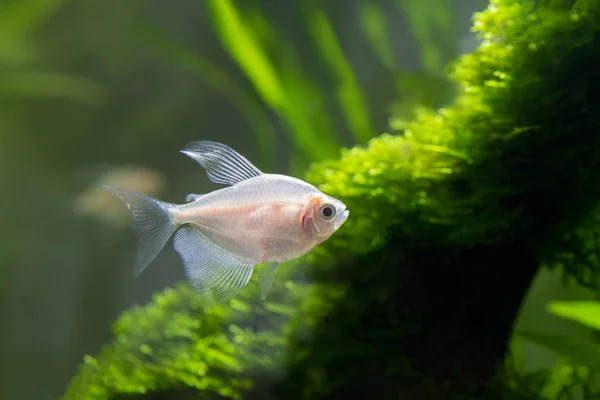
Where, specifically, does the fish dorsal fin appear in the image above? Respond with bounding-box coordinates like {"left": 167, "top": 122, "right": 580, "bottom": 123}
{"left": 173, "top": 225, "right": 256, "bottom": 307}
{"left": 180, "top": 141, "right": 263, "bottom": 186}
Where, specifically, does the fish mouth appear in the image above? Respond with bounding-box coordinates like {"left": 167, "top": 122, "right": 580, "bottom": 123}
{"left": 334, "top": 207, "right": 349, "bottom": 230}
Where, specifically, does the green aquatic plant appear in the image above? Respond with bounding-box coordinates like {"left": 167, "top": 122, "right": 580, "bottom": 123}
{"left": 135, "top": 0, "right": 457, "bottom": 172}
{"left": 516, "top": 301, "right": 600, "bottom": 399}
{"left": 65, "top": 0, "right": 600, "bottom": 399}
{"left": 395, "top": 0, "right": 456, "bottom": 74}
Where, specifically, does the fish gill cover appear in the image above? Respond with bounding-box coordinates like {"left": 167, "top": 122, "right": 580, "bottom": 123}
{"left": 64, "top": 0, "right": 600, "bottom": 399}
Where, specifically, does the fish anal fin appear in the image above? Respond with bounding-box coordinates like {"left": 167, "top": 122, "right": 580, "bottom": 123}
{"left": 173, "top": 225, "right": 256, "bottom": 307}
{"left": 180, "top": 141, "right": 262, "bottom": 186}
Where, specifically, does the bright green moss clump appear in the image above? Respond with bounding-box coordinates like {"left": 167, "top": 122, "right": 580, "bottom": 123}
{"left": 65, "top": 0, "right": 600, "bottom": 399}
{"left": 64, "top": 284, "right": 291, "bottom": 400}
{"left": 64, "top": 273, "right": 345, "bottom": 400}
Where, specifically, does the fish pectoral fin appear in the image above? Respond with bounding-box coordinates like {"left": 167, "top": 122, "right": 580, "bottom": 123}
{"left": 185, "top": 193, "right": 203, "bottom": 202}
{"left": 258, "top": 262, "right": 279, "bottom": 300}
{"left": 180, "top": 141, "right": 263, "bottom": 186}
{"left": 173, "top": 225, "right": 256, "bottom": 307}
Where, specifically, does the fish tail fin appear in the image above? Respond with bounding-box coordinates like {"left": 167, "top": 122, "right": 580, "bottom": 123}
{"left": 104, "top": 185, "right": 179, "bottom": 277}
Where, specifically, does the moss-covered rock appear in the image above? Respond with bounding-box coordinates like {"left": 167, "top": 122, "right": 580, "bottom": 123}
{"left": 309, "top": 0, "right": 600, "bottom": 282}
{"left": 64, "top": 0, "right": 600, "bottom": 399}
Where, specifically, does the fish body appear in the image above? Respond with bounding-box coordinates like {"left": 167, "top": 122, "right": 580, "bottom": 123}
{"left": 106, "top": 141, "right": 349, "bottom": 306}
{"left": 176, "top": 174, "right": 344, "bottom": 263}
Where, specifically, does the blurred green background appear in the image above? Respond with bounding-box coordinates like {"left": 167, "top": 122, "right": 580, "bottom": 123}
{"left": 1, "top": 0, "right": 598, "bottom": 399}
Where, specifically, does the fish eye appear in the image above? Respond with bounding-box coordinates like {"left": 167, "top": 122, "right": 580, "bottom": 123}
{"left": 319, "top": 203, "right": 336, "bottom": 220}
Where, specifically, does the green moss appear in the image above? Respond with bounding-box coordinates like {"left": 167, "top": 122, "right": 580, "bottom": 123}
{"left": 64, "top": 0, "right": 600, "bottom": 399}
{"left": 64, "top": 284, "right": 293, "bottom": 400}
{"left": 64, "top": 271, "right": 346, "bottom": 400}
{"left": 308, "top": 0, "right": 600, "bottom": 290}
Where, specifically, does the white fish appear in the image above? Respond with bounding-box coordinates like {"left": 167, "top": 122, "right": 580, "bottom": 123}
{"left": 106, "top": 141, "right": 349, "bottom": 306}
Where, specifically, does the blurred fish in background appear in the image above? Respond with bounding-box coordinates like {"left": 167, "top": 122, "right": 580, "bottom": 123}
{"left": 74, "top": 166, "right": 166, "bottom": 226}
